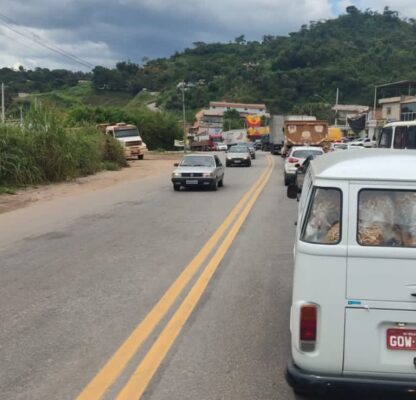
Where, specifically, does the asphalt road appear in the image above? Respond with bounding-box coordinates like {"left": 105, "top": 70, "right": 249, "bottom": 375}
{"left": 0, "top": 152, "right": 394, "bottom": 400}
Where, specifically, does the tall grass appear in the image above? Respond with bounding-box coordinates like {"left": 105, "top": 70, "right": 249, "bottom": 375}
{"left": 0, "top": 105, "right": 125, "bottom": 188}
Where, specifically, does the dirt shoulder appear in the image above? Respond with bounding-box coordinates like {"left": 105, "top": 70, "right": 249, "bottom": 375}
{"left": 0, "top": 152, "right": 181, "bottom": 215}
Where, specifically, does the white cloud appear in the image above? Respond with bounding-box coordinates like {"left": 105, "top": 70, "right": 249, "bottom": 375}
{"left": 6, "top": 0, "right": 416, "bottom": 71}
{"left": 0, "top": 24, "right": 117, "bottom": 71}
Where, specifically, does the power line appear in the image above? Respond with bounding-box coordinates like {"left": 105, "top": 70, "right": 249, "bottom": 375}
{"left": 0, "top": 12, "right": 95, "bottom": 69}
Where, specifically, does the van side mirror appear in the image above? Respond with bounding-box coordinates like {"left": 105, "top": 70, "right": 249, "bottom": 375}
{"left": 287, "top": 184, "right": 299, "bottom": 199}
{"left": 174, "top": 163, "right": 179, "bottom": 167}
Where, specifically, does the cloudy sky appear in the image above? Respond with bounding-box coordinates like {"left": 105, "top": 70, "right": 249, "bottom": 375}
{"left": 0, "top": 0, "right": 414, "bottom": 71}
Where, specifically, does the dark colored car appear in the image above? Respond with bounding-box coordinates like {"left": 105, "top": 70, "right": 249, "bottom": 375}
{"left": 294, "top": 154, "right": 319, "bottom": 193}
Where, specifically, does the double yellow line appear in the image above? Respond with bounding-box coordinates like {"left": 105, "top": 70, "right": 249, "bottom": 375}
{"left": 76, "top": 155, "right": 274, "bottom": 400}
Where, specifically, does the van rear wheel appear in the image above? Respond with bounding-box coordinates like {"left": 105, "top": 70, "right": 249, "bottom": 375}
{"left": 138, "top": 154, "right": 144, "bottom": 160}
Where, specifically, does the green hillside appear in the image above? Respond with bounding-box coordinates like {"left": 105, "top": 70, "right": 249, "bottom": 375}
{"left": 2, "top": 6, "right": 416, "bottom": 119}
{"left": 33, "top": 82, "right": 134, "bottom": 108}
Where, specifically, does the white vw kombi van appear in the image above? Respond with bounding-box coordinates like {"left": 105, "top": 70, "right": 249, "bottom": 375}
{"left": 378, "top": 121, "right": 416, "bottom": 150}
{"left": 286, "top": 150, "right": 416, "bottom": 396}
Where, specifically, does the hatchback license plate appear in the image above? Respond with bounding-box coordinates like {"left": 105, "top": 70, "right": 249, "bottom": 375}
{"left": 387, "top": 328, "right": 416, "bottom": 350}
{"left": 186, "top": 179, "right": 198, "bottom": 185}
{"left": 234, "top": 160, "right": 241, "bottom": 163}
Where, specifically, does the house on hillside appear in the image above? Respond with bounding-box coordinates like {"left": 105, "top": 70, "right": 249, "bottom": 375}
{"left": 378, "top": 96, "right": 416, "bottom": 122}
{"left": 191, "top": 102, "right": 270, "bottom": 137}
{"left": 209, "top": 101, "right": 268, "bottom": 117}
{"left": 331, "top": 104, "right": 369, "bottom": 127}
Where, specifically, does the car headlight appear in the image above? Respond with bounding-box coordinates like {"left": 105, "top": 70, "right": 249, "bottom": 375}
{"left": 244, "top": 155, "right": 249, "bottom": 159}
{"left": 172, "top": 172, "right": 181, "bottom": 178}
{"left": 203, "top": 172, "right": 214, "bottom": 177}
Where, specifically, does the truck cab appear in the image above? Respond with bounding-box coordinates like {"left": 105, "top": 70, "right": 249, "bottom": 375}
{"left": 286, "top": 150, "right": 416, "bottom": 397}
{"left": 105, "top": 123, "right": 146, "bottom": 160}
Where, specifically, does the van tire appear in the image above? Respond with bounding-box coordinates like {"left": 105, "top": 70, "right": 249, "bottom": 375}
{"left": 138, "top": 154, "right": 144, "bottom": 160}
{"left": 218, "top": 177, "right": 223, "bottom": 187}
{"left": 173, "top": 184, "right": 180, "bottom": 191}
{"left": 211, "top": 180, "right": 218, "bottom": 191}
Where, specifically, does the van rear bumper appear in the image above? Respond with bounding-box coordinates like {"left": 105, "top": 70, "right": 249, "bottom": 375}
{"left": 286, "top": 359, "right": 416, "bottom": 396}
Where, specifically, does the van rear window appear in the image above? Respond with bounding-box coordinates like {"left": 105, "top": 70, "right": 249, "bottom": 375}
{"left": 358, "top": 189, "right": 416, "bottom": 247}
{"left": 301, "top": 188, "right": 342, "bottom": 244}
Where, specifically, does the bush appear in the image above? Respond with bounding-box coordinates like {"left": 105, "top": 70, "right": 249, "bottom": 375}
{"left": 0, "top": 104, "right": 126, "bottom": 188}
{"left": 102, "top": 161, "right": 121, "bottom": 171}
{"left": 0, "top": 125, "right": 43, "bottom": 185}
{"left": 102, "top": 136, "right": 127, "bottom": 167}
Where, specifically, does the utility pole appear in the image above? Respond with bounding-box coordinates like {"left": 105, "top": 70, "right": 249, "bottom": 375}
{"left": 20, "top": 105, "right": 23, "bottom": 124}
{"left": 334, "top": 88, "right": 339, "bottom": 126}
{"left": 181, "top": 81, "right": 186, "bottom": 154}
{"left": 1, "top": 82, "right": 4, "bottom": 124}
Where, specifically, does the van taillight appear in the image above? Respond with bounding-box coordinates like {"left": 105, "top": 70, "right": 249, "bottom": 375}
{"left": 300, "top": 304, "right": 317, "bottom": 351}
{"left": 288, "top": 157, "right": 299, "bottom": 164}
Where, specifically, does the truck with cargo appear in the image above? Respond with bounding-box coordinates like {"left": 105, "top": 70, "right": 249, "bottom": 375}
{"left": 190, "top": 133, "right": 223, "bottom": 151}
{"left": 99, "top": 123, "right": 146, "bottom": 160}
{"left": 222, "top": 129, "right": 247, "bottom": 148}
{"left": 269, "top": 115, "right": 285, "bottom": 155}
{"left": 282, "top": 119, "right": 328, "bottom": 156}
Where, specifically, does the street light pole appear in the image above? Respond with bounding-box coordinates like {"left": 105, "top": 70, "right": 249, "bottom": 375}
{"left": 181, "top": 81, "right": 187, "bottom": 154}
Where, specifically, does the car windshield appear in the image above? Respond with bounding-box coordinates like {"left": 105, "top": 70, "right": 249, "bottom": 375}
{"left": 229, "top": 147, "right": 248, "bottom": 153}
{"left": 114, "top": 129, "right": 140, "bottom": 138}
{"left": 180, "top": 156, "right": 215, "bottom": 167}
{"left": 292, "top": 149, "right": 323, "bottom": 158}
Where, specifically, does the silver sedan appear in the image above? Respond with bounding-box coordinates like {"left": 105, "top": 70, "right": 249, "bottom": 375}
{"left": 171, "top": 154, "right": 225, "bottom": 191}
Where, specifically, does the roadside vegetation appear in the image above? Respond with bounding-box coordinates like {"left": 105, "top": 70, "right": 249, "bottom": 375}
{"left": 0, "top": 105, "right": 126, "bottom": 191}
{"left": 66, "top": 105, "right": 182, "bottom": 150}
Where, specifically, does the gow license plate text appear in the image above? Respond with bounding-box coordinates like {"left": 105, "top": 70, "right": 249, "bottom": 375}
{"left": 387, "top": 328, "right": 416, "bottom": 350}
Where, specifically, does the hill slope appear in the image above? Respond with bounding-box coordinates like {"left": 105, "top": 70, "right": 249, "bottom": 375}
{"left": 3, "top": 6, "right": 416, "bottom": 117}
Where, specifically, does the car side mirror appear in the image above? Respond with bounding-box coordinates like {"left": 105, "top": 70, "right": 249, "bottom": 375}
{"left": 174, "top": 163, "right": 179, "bottom": 167}
{"left": 287, "top": 184, "right": 299, "bottom": 199}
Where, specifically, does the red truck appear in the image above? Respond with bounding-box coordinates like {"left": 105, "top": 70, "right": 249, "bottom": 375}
{"left": 190, "top": 133, "right": 223, "bottom": 151}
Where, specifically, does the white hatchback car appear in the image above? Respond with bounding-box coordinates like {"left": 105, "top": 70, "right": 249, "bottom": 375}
{"left": 284, "top": 146, "right": 324, "bottom": 185}
{"left": 286, "top": 149, "right": 416, "bottom": 397}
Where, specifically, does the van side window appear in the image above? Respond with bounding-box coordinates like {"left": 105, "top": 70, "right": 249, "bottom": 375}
{"left": 358, "top": 189, "right": 416, "bottom": 247}
{"left": 378, "top": 127, "right": 392, "bottom": 148}
{"left": 406, "top": 126, "right": 416, "bottom": 149}
{"left": 301, "top": 187, "right": 342, "bottom": 245}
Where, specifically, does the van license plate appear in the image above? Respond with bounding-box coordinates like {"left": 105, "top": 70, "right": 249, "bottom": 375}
{"left": 186, "top": 180, "right": 198, "bottom": 185}
{"left": 234, "top": 160, "right": 241, "bottom": 163}
{"left": 387, "top": 328, "right": 416, "bottom": 350}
